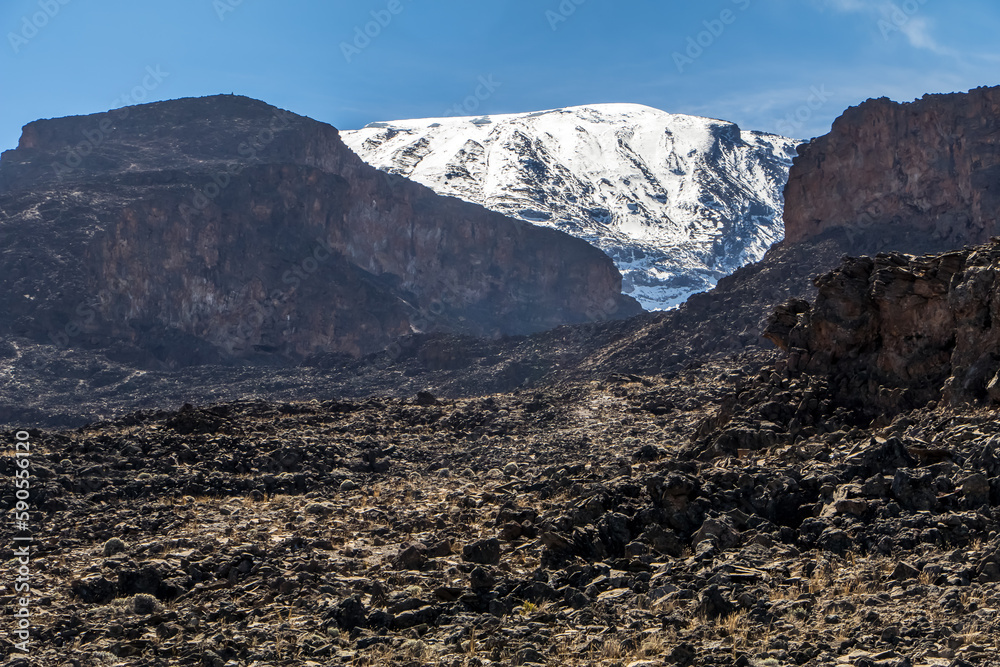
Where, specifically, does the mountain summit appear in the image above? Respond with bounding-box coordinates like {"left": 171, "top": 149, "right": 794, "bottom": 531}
{"left": 342, "top": 103, "right": 799, "bottom": 310}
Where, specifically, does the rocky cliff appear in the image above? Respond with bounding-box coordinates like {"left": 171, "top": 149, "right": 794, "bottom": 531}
{"left": 784, "top": 86, "right": 1000, "bottom": 247}
{"left": 7, "top": 88, "right": 1000, "bottom": 427}
{"left": 764, "top": 240, "right": 1000, "bottom": 414}
{"left": 0, "top": 95, "right": 640, "bottom": 366}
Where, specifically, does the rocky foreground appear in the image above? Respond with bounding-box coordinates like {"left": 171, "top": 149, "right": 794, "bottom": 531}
{"left": 3, "top": 349, "right": 1000, "bottom": 666}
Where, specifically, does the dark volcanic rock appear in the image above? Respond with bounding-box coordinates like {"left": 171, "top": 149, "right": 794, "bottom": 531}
{"left": 462, "top": 537, "right": 501, "bottom": 565}
{"left": 0, "top": 95, "right": 640, "bottom": 365}
{"left": 14, "top": 371, "right": 1000, "bottom": 666}
{"left": 764, "top": 241, "right": 1000, "bottom": 409}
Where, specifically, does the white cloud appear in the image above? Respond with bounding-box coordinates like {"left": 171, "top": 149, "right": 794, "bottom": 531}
{"left": 823, "top": 0, "right": 955, "bottom": 56}
{"left": 896, "top": 16, "right": 954, "bottom": 56}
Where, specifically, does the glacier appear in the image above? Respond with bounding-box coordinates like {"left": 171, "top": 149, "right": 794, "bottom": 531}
{"left": 341, "top": 103, "right": 799, "bottom": 311}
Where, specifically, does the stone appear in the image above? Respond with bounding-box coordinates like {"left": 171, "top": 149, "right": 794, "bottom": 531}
{"left": 625, "top": 540, "right": 649, "bottom": 557}
{"left": 71, "top": 576, "right": 116, "bottom": 604}
{"left": 668, "top": 642, "right": 697, "bottom": 667}
{"left": 415, "top": 391, "right": 438, "bottom": 406}
{"left": 892, "top": 470, "right": 937, "bottom": 512}
{"left": 960, "top": 473, "right": 990, "bottom": 507}
{"left": 691, "top": 517, "right": 740, "bottom": 549}
{"left": 832, "top": 499, "right": 869, "bottom": 516}
{"left": 765, "top": 241, "right": 1000, "bottom": 409}
{"left": 500, "top": 521, "right": 523, "bottom": 541}
{"left": 641, "top": 525, "right": 684, "bottom": 557}
{"left": 817, "top": 528, "right": 853, "bottom": 554}
{"left": 515, "top": 647, "right": 546, "bottom": 665}
{"left": 470, "top": 566, "right": 496, "bottom": 592}
{"left": 633, "top": 444, "right": 665, "bottom": 461}
{"left": 462, "top": 538, "right": 501, "bottom": 565}
{"left": 395, "top": 543, "right": 428, "bottom": 571}
{"left": 426, "top": 539, "right": 454, "bottom": 558}
{"left": 891, "top": 561, "right": 920, "bottom": 581}
{"left": 597, "top": 512, "right": 632, "bottom": 556}
{"left": 117, "top": 566, "right": 162, "bottom": 597}
{"left": 329, "top": 595, "right": 367, "bottom": 630}
{"left": 304, "top": 502, "right": 333, "bottom": 516}
{"left": 698, "top": 585, "right": 734, "bottom": 619}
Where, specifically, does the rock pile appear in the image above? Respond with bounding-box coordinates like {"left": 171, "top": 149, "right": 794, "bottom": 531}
{"left": 4, "top": 360, "right": 1000, "bottom": 665}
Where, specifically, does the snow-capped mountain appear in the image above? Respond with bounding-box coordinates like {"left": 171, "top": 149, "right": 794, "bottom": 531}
{"left": 341, "top": 104, "right": 799, "bottom": 310}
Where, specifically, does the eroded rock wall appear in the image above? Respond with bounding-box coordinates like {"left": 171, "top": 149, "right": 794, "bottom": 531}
{"left": 765, "top": 241, "right": 1000, "bottom": 408}
{"left": 783, "top": 87, "right": 1000, "bottom": 247}
{"left": 0, "top": 96, "right": 640, "bottom": 364}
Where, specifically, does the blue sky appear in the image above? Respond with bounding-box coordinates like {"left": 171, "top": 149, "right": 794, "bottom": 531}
{"left": 1, "top": 0, "right": 998, "bottom": 152}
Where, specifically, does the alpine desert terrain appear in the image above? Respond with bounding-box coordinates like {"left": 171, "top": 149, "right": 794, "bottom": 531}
{"left": 4, "top": 87, "right": 1000, "bottom": 666}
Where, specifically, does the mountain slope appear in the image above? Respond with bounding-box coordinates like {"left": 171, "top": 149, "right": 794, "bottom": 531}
{"left": 0, "top": 95, "right": 640, "bottom": 367}
{"left": 342, "top": 103, "right": 799, "bottom": 310}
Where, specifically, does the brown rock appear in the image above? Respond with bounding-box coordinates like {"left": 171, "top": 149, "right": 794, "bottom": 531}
{"left": 766, "top": 241, "right": 1000, "bottom": 408}
{"left": 462, "top": 537, "right": 501, "bottom": 565}
{"left": 960, "top": 473, "right": 990, "bottom": 507}
{"left": 784, "top": 87, "right": 1000, "bottom": 247}
{"left": 395, "top": 543, "right": 427, "bottom": 570}
{"left": 891, "top": 561, "right": 920, "bottom": 581}
{"left": 500, "top": 521, "right": 523, "bottom": 541}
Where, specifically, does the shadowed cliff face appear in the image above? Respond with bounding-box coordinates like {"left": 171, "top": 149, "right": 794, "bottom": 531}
{"left": 756, "top": 86, "right": 1000, "bottom": 414}
{"left": 783, "top": 86, "right": 1000, "bottom": 247}
{"left": 764, "top": 241, "right": 1000, "bottom": 411}
{"left": 0, "top": 95, "right": 640, "bottom": 365}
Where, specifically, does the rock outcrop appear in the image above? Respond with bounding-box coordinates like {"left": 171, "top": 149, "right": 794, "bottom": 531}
{"left": 784, "top": 86, "right": 1000, "bottom": 247}
{"left": 0, "top": 95, "right": 640, "bottom": 365}
{"left": 764, "top": 240, "right": 1000, "bottom": 410}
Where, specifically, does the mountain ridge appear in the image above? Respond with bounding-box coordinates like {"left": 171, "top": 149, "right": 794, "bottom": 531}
{"left": 0, "top": 94, "right": 640, "bottom": 366}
